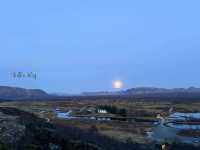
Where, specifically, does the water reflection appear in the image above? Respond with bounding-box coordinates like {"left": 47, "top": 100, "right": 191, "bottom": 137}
{"left": 149, "top": 112, "right": 200, "bottom": 144}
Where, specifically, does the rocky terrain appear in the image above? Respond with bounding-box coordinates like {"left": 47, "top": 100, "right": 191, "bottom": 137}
{"left": 0, "top": 107, "right": 148, "bottom": 150}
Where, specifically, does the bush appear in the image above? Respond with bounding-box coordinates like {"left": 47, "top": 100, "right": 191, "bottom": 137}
{"left": 89, "top": 125, "right": 98, "bottom": 133}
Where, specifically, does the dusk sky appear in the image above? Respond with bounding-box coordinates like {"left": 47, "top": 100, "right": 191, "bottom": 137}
{"left": 0, "top": 0, "right": 200, "bottom": 93}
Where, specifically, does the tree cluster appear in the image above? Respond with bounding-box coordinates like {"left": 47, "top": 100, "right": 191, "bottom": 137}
{"left": 97, "top": 105, "right": 127, "bottom": 117}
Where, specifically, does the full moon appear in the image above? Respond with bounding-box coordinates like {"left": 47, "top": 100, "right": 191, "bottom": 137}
{"left": 113, "top": 80, "right": 123, "bottom": 89}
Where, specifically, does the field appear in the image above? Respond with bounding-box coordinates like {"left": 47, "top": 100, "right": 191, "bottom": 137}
{"left": 1, "top": 96, "right": 200, "bottom": 147}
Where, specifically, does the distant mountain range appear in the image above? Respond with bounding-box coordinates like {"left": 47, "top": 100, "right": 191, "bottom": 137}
{"left": 82, "top": 87, "right": 200, "bottom": 96}
{"left": 0, "top": 86, "right": 49, "bottom": 100}
{"left": 125, "top": 87, "right": 200, "bottom": 95}
{"left": 1, "top": 86, "right": 200, "bottom": 100}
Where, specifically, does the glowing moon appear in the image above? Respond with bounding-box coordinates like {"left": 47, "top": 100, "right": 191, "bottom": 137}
{"left": 113, "top": 80, "right": 123, "bottom": 89}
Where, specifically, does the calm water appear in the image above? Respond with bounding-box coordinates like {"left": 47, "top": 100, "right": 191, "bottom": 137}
{"left": 169, "top": 112, "right": 200, "bottom": 120}
{"left": 56, "top": 110, "right": 74, "bottom": 119}
{"left": 149, "top": 112, "right": 200, "bottom": 144}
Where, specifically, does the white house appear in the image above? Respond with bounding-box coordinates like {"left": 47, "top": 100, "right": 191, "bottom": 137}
{"left": 97, "top": 109, "right": 107, "bottom": 114}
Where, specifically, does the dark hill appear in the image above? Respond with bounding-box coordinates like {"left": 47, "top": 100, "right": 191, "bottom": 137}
{"left": 0, "top": 86, "right": 49, "bottom": 100}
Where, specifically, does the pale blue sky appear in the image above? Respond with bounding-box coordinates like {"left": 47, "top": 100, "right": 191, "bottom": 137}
{"left": 0, "top": 0, "right": 200, "bottom": 93}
